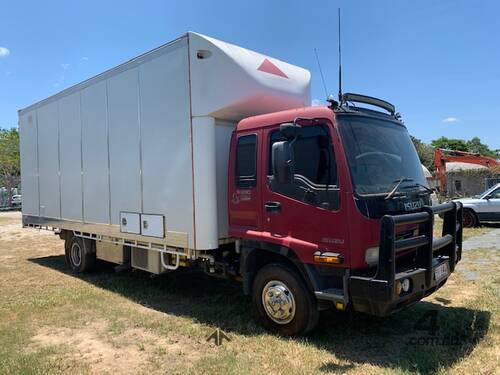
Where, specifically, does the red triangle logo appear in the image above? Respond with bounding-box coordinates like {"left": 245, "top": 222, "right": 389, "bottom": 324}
{"left": 257, "top": 58, "right": 288, "bottom": 78}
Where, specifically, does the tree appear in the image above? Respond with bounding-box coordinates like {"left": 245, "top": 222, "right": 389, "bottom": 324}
{"left": 411, "top": 135, "right": 435, "bottom": 171}
{"left": 466, "top": 137, "right": 499, "bottom": 158}
{"left": 431, "top": 136, "right": 499, "bottom": 159}
{"left": 0, "top": 128, "right": 20, "bottom": 206}
{"left": 430, "top": 137, "right": 469, "bottom": 152}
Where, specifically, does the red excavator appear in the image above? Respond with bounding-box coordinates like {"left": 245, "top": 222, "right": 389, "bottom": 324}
{"left": 434, "top": 148, "right": 499, "bottom": 193}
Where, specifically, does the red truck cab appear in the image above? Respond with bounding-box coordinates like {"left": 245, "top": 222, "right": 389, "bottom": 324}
{"left": 226, "top": 94, "right": 463, "bottom": 336}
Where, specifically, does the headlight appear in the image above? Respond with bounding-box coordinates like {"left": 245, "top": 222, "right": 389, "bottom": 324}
{"left": 365, "top": 246, "right": 379, "bottom": 266}
{"left": 402, "top": 278, "right": 411, "bottom": 292}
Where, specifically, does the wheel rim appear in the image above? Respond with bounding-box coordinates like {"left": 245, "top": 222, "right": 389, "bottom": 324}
{"left": 261, "top": 280, "right": 296, "bottom": 325}
{"left": 463, "top": 212, "right": 474, "bottom": 227}
{"left": 70, "top": 242, "right": 82, "bottom": 267}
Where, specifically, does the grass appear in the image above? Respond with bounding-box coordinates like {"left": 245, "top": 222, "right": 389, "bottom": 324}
{"left": 0, "top": 212, "right": 498, "bottom": 374}
{"left": 433, "top": 216, "right": 493, "bottom": 240}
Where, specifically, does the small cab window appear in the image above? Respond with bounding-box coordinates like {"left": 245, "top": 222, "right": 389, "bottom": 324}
{"left": 236, "top": 134, "right": 257, "bottom": 188}
{"left": 268, "top": 124, "right": 340, "bottom": 210}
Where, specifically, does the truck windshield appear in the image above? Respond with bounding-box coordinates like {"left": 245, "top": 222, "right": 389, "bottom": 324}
{"left": 337, "top": 114, "right": 427, "bottom": 195}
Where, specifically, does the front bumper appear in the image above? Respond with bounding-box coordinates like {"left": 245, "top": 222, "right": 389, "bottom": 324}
{"left": 349, "top": 202, "right": 463, "bottom": 317}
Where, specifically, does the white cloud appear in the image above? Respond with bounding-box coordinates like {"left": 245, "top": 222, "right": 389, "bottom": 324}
{"left": 61, "top": 63, "right": 70, "bottom": 70}
{"left": 0, "top": 47, "right": 10, "bottom": 57}
{"left": 79, "top": 57, "right": 89, "bottom": 66}
{"left": 442, "top": 117, "right": 459, "bottom": 123}
{"left": 311, "top": 99, "right": 322, "bottom": 106}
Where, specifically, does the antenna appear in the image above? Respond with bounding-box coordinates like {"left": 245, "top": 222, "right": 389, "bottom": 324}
{"left": 314, "top": 48, "right": 329, "bottom": 99}
{"left": 338, "top": 8, "right": 343, "bottom": 102}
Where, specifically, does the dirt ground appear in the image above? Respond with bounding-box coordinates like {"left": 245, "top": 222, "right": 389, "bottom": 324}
{"left": 0, "top": 211, "right": 498, "bottom": 374}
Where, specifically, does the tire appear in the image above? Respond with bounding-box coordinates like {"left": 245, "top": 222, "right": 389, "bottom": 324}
{"left": 252, "top": 263, "right": 319, "bottom": 336}
{"left": 65, "top": 236, "right": 96, "bottom": 273}
{"left": 462, "top": 209, "right": 477, "bottom": 228}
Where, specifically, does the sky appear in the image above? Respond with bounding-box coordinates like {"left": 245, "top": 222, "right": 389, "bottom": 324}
{"left": 0, "top": 0, "right": 499, "bottom": 148}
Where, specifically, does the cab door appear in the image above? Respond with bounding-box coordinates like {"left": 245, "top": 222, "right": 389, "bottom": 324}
{"left": 261, "top": 121, "right": 349, "bottom": 263}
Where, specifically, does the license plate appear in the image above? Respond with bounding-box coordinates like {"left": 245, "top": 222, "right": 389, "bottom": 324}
{"left": 434, "top": 262, "right": 449, "bottom": 282}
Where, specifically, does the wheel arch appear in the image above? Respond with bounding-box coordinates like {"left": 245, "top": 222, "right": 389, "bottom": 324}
{"left": 239, "top": 240, "right": 315, "bottom": 296}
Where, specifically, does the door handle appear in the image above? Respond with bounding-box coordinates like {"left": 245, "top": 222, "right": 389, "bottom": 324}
{"left": 265, "top": 201, "right": 282, "bottom": 213}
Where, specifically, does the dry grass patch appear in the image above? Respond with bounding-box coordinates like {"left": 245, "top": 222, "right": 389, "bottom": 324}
{"left": 28, "top": 320, "right": 206, "bottom": 374}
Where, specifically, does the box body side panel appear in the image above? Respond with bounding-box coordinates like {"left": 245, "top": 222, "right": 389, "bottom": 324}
{"left": 59, "top": 92, "right": 83, "bottom": 220}
{"left": 37, "top": 101, "right": 61, "bottom": 218}
{"left": 19, "top": 110, "right": 39, "bottom": 216}
{"left": 139, "top": 42, "right": 194, "bottom": 240}
{"left": 107, "top": 68, "right": 142, "bottom": 223}
{"left": 81, "top": 81, "right": 111, "bottom": 224}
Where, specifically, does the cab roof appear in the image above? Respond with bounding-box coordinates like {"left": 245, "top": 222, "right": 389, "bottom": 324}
{"left": 236, "top": 103, "right": 403, "bottom": 132}
{"left": 237, "top": 106, "right": 334, "bottom": 132}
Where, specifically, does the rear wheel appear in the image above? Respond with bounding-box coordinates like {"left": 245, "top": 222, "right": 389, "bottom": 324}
{"left": 65, "top": 236, "right": 96, "bottom": 273}
{"left": 252, "top": 263, "right": 319, "bottom": 336}
{"left": 462, "top": 209, "right": 477, "bottom": 228}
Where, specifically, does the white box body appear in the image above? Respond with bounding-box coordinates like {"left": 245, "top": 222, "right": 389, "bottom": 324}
{"left": 19, "top": 32, "right": 311, "bottom": 250}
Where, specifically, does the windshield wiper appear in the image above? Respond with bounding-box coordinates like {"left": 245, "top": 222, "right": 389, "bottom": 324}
{"left": 401, "top": 182, "right": 433, "bottom": 194}
{"left": 385, "top": 177, "right": 414, "bottom": 200}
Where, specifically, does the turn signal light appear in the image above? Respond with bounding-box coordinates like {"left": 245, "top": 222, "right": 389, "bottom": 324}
{"left": 313, "top": 251, "right": 344, "bottom": 264}
{"left": 395, "top": 278, "right": 411, "bottom": 296}
{"left": 395, "top": 280, "right": 402, "bottom": 296}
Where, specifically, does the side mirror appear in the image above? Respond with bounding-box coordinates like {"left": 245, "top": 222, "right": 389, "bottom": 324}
{"left": 279, "top": 122, "right": 301, "bottom": 140}
{"left": 484, "top": 194, "right": 492, "bottom": 200}
{"left": 272, "top": 141, "right": 294, "bottom": 184}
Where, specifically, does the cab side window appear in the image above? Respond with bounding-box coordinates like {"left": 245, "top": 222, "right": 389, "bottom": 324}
{"left": 268, "top": 124, "right": 340, "bottom": 210}
{"left": 235, "top": 134, "right": 257, "bottom": 188}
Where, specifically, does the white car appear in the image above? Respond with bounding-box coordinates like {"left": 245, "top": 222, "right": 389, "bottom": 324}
{"left": 454, "top": 183, "right": 500, "bottom": 227}
{"left": 11, "top": 194, "right": 22, "bottom": 207}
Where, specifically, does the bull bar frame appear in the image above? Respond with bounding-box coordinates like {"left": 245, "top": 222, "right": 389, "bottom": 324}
{"left": 349, "top": 202, "right": 463, "bottom": 316}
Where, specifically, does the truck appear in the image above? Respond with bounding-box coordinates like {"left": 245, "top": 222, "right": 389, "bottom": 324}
{"left": 19, "top": 32, "right": 463, "bottom": 336}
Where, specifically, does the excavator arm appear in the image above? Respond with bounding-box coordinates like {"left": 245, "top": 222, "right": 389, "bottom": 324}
{"left": 434, "top": 148, "right": 499, "bottom": 192}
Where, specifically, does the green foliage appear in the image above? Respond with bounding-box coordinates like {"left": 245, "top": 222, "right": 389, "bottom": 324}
{"left": 431, "top": 136, "right": 499, "bottom": 158}
{"left": 431, "top": 136, "right": 468, "bottom": 152}
{"left": 410, "top": 136, "right": 435, "bottom": 170}
{"left": 0, "top": 127, "right": 20, "bottom": 203}
{"left": 466, "top": 137, "right": 499, "bottom": 158}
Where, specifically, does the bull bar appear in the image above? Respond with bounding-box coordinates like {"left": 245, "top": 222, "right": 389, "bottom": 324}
{"left": 349, "top": 201, "right": 463, "bottom": 316}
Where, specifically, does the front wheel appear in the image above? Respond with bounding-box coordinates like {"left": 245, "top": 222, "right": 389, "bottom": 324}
{"left": 252, "top": 263, "right": 319, "bottom": 336}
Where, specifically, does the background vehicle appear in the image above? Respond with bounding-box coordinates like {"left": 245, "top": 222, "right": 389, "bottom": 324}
{"left": 19, "top": 32, "right": 462, "bottom": 336}
{"left": 11, "top": 195, "right": 22, "bottom": 207}
{"left": 454, "top": 183, "right": 500, "bottom": 227}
